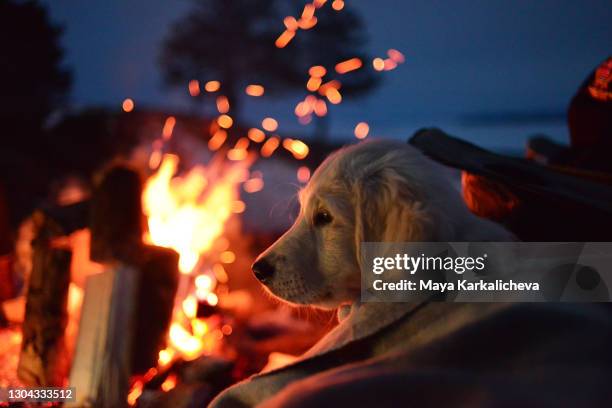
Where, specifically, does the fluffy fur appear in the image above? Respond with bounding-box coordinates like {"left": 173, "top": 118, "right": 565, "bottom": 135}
{"left": 254, "top": 139, "right": 513, "bottom": 308}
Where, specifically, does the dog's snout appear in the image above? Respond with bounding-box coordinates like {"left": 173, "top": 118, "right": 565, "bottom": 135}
{"left": 252, "top": 258, "right": 275, "bottom": 283}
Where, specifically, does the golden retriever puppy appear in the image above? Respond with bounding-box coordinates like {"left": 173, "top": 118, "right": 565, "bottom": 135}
{"left": 252, "top": 139, "right": 513, "bottom": 308}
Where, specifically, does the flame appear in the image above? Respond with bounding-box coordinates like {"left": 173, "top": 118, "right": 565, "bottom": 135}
{"left": 143, "top": 153, "right": 249, "bottom": 273}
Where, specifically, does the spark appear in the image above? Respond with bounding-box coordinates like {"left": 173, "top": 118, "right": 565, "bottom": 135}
{"left": 301, "top": 3, "right": 315, "bottom": 20}
{"left": 283, "top": 16, "right": 299, "bottom": 31}
{"left": 325, "top": 87, "right": 342, "bottom": 104}
{"left": 188, "top": 80, "right": 200, "bottom": 96}
{"left": 297, "top": 166, "right": 311, "bottom": 183}
{"left": 216, "top": 96, "right": 230, "bottom": 113}
{"left": 306, "top": 76, "right": 322, "bottom": 91}
{"left": 261, "top": 136, "right": 280, "bottom": 157}
{"left": 243, "top": 178, "right": 264, "bottom": 193}
{"left": 205, "top": 80, "right": 221, "bottom": 92}
{"left": 332, "top": 0, "right": 345, "bottom": 11}
{"left": 217, "top": 114, "right": 233, "bottom": 129}
{"left": 208, "top": 129, "right": 227, "bottom": 151}
{"left": 372, "top": 58, "right": 385, "bottom": 71}
{"left": 384, "top": 59, "right": 398, "bottom": 71}
{"left": 313, "top": 99, "right": 327, "bottom": 116}
{"left": 387, "top": 49, "right": 405, "bottom": 64}
{"left": 275, "top": 30, "right": 296, "bottom": 48}
{"left": 354, "top": 122, "right": 369, "bottom": 139}
{"left": 262, "top": 117, "right": 279, "bottom": 132}
{"left": 162, "top": 116, "right": 176, "bottom": 140}
{"left": 247, "top": 128, "right": 266, "bottom": 143}
{"left": 122, "top": 98, "right": 134, "bottom": 112}
{"left": 245, "top": 84, "right": 265, "bottom": 96}
{"left": 220, "top": 250, "right": 236, "bottom": 263}
{"left": 309, "top": 65, "right": 327, "bottom": 77}
{"left": 335, "top": 57, "right": 362, "bottom": 74}
{"left": 298, "top": 16, "right": 317, "bottom": 30}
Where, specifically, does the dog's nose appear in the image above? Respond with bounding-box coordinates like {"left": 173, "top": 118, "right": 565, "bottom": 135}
{"left": 252, "top": 258, "right": 275, "bottom": 283}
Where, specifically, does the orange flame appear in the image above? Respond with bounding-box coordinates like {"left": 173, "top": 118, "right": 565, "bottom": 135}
{"left": 142, "top": 153, "right": 250, "bottom": 273}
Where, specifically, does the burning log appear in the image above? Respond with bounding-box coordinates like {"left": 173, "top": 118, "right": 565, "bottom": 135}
{"left": 133, "top": 245, "right": 179, "bottom": 373}
{"left": 18, "top": 213, "right": 71, "bottom": 386}
{"left": 86, "top": 164, "right": 180, "bottom": 373}
{"left": 90, "top": 165, "right": 145, "bottom": 264}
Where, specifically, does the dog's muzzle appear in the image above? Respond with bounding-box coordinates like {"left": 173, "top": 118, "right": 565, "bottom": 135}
{"left": 252, "top": 257, "right": 275, "bottom": 283}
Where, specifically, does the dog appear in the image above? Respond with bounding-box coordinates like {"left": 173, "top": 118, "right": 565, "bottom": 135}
{"left": 252, "top": 139, "right": 513, "bottom": 308}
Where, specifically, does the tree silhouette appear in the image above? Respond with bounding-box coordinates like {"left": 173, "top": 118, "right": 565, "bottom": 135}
{"left": 0, "top": 0, "right": 71, "bottom": 136}
{"left": 0, "top": 0, "right": 71, "bottom": 225}
{"left": 159, "top": 0, "right": 378, "bottom": 128}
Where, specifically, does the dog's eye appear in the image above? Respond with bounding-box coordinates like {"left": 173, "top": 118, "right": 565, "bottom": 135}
{"left": 313, "top": 209, "right": 333, "bottom": 227}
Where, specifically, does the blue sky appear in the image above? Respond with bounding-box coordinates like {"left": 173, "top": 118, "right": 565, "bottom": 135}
{"left": 42, "top": 0, "right": 611, "bottom": 150}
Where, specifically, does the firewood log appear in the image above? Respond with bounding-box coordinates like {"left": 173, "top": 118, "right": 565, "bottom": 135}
{"left": 132, "top": 245, "right": 179, "bottom": 374}
{"left": 90, "top": 165, "right": 144, "bottom": 264}
{"left": 18, "top": 213, "right": 71, "bottom": 386}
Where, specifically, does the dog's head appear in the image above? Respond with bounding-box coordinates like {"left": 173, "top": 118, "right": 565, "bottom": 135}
{"left": 251, "top": 139, "right": 502, "bottom": 309}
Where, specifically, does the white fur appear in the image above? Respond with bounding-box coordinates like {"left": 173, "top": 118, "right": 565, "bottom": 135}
{"left": 254, "top": 139, "right": 513, "bottom": 308}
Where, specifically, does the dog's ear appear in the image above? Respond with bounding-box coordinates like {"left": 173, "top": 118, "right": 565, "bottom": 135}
{"left": 354, "top": 167, "right": 434, "bottom": 263}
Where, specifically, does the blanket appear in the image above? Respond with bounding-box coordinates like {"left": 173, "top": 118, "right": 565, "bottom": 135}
{"left": 210, "top": 301, "right": 612, "bottom": 407}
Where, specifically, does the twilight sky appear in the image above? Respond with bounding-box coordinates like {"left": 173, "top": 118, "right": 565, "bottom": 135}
{"left": 42, "top": 0, "right": 611, "bottom": 150}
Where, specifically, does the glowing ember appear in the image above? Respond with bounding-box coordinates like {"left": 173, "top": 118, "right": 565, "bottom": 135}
{"left": 309, "top": 65, "right": 327, "bottom": 77}
{"left": 301, "top": 3, "right": 316, "bottom": 20}
{"left": 247, "top": 128, "right": 266, "bottom": 143}
{"left": 332, "top": 0, "right": 345, "bottom": 11}
{"left": 122, "top": 98, "right": 135, "bottom": 112}
{"left": 306, "top": 76, "right": 322, "bottom": 92}
{"left": 261, "top": 117, "right": 279, "bottom": 132}
{"left": 208, "top": 129, "right": 227, "bottom": 151}
{"left": 260, "top": 137, "right": 280, "bottom": 157}
{"left": 216, "top": 96, "right": 230, "bottom": 113}
{"left": 284, "top": 16, "right": 299, "bottom": 31}
{"left": 162, "top": 116, "right": 176, "bottom": 140}
{"left": 372, "top": 57, "right": 385, "bottom": 71}
{"left": 217, "top": 114, "right": 234, "bottom": 129}
{"left": 298, "top": 17, "right": 317, "bottom": 30}
{"left": 387, "top": 48, "right": 405, "bottom": 63}
{"left": 383, "top": 58, "right": 398, "bottom": 71}
{"left": 275, "top": 30, "right": 295, "bottom": 48}
{"left": 243, "top": 177, "right": 264, "bottom": 193}
{"left": 245, "top": 84, "right": 265, "bottom": 97}
{"left": 313, "top": 99, "right": 327, "bottom": 117}
{"left": 335, "top": 57, "right": 363, "bottom": 74}
{"left": 161, "top": 374, "right": 177, "bottom": 392}
{"left": 354, "top": 122, "right": 370, "bottom": 139}
{"left": 282, "top": 138, "right": 310, "bottom": 160}
{"left": 205, "top": 80, "right": 221, "bottom": 92}
{"left": 188, "top": 80, "right": 201, "bottom": 96}
{"left": 297, "top": 166, "right": 311, "bottom": 183}
{"left": 325, "top": 87, "right": 342, "bottom": 104}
